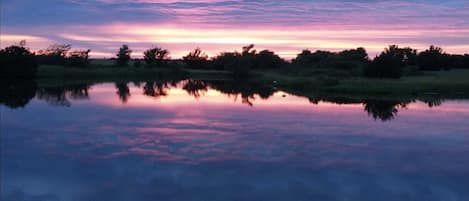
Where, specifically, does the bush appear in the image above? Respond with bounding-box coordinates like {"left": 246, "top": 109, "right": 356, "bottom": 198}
{"left": 363, "top": 45, "right": 418, "bottom": 78}
{"left": 364, "top": 53, "right": 403, "bottom": 78}
{"left": 183, "top": 48, "right": 209, "bottom": 69}
{"left": 68, "top": 49, "right": 91, "bottom": 67}
{"left": 417, "top": 45, "right": 447, "bottom": 71}
{"left": 0, "top": 45, "right": 38, "bottom": 78}
{"left": 144, "top": 47, "right": 169, "bottom": 67}
{"left": 254, "top": 50, "right": 285, "bottom": 69}
{"left": 213, "top": 52, "right": 250, "bottom": 77}
{"left": 292, "top": 50, "right": 333, "bottom": 67}
{"left": 36, "top": 44, "right": 71, "bottom": 65}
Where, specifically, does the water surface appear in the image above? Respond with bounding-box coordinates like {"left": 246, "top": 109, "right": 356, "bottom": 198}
{"left": 1, "top": 80, "right": 469, "bottom": 201}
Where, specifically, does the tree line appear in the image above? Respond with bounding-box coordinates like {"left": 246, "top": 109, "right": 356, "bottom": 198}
{"left": 1, "top": 40, "right": 468, "bottom": 78}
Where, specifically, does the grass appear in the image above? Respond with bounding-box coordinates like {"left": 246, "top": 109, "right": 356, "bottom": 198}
{"left": 256, "top": 69, "right": 469, "bottom": 99}
{"left": 36, "top": 64, "right": 469, "bottom": 99}
{"left": 36, "top": 65, "right": 232, "bottom": 87}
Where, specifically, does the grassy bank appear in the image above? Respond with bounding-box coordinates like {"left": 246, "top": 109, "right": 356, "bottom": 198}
{"left": 257, "top": 69, "right": 469, "bottom": 99}
{"left": 36, "top": 65, "right": 469, "bottom": 98}
{"left": 37, "top": 65, "right": 232, "bottom": 85}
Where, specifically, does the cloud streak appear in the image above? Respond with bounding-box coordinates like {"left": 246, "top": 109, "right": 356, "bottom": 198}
{"left": 1, "top": 0, "right": 468, "bottom": 58}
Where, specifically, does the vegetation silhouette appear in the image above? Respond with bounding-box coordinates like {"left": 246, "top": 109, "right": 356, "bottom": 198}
{"left": 116, "top": 44, "right": 132, "bottom": 66}
{"left": 144, "top": 47, "right": 170, "bottom": 67}
{"left": 363, "top": 45, "right": 417, "bottom": 78}
{"left": 0, "top": 79, "right": 37, "bottom": 108}
{"left": 35, "top": 44, "right": 91, "bottom": 67}
{"left": 183, "top": 48, "right": 209, "bottom": 69}
{"left": 2, "top": 41, "right": 468, "bottom": 81}
{"left": 69, "top": 49, "right": 91, "bottom": 67}
{"left": 0, "top": 43, "right": 38, "bottom": 78}
{"left": 36, "top": 44, "right": 72, "bottom": 65}
{"left": 417, "top": 45, "right": 449, "bottom": 71}
{"left": 212, "top": 44, "right": 286, "bottom": 77}
{"left": 292, "top": 48, "right": 368, "bottom": 70}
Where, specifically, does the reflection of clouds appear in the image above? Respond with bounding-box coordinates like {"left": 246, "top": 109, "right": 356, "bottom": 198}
{"left": 2, "top": 84, "right": 469, "bottom": 200}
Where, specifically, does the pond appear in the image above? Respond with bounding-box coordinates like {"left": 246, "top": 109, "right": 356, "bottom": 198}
{"left": 1, "top": 80, "right": 469, "bottom": 201}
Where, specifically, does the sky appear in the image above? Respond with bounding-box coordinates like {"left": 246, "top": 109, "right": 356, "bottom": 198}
{"left": 1, "top": 0, "right": 468, "bottom": 59}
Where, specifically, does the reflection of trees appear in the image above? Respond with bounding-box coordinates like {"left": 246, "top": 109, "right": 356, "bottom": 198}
{"left": 0, "top": 79, "right": 37, "bottom": 108}
{"left": 421, "top": 97, "right": 443, "bottom": 108}
{"left": 182, "top": 80, "right": 208, "bottom": 98}
{"left": 36, "top": 84, "right": 90, "bottom": 106}
{"left": 115, "top": 83, "right": 131, "bottom": 103}
{"left": 143, "top": 81, "right": 170, "bottom": 98}
{"left": 204, "top": 80, "right": 276, "bottom": 106}
{"left": 308, "top": 97, "right": 362, "bottom": 105}
{"left": 307, "top": 96, "right": 417, "bottom": 121}
{"left": 363, "top": 100, "right": 411, "bottom": 121}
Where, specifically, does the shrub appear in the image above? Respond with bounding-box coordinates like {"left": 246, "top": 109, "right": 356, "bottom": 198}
{"left": 68, "top": 49, "right": 91, "bottom": 67}
{"left": 292, "top": 50, "right": 333, "bottom": 67}
{"left": 417, "top": 45, "right": 447, "bottom": 71}
{"left": 144, "top": 47, "right": 169, "bottom": 67}
{"left": 254, "top": 50, "right": 285, "bottom": 69}
{"left": 36, "top": 44, "right": 71, "bottom": 65}
{"left": 183, "top": 48, "right": 209, "bottom": 69}
{"left": 363, "top": 45, "right": 417, "bottom": 78}
{"left": 0, "top": 45, "right": 38, "bottom": 78}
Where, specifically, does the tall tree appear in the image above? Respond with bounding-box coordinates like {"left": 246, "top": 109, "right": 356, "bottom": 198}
{"left": 116, "top": 44, "right": 132, "bottom": 66}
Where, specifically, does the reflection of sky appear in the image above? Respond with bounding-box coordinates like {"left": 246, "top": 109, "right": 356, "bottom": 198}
{"left": 2, "top": 84, "right": 469, "bottom": 200}
{"left": 1, "top": 0, "right": 469, "bottom": 58}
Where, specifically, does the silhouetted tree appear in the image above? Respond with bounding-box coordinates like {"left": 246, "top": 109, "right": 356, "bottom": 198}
{"left": 68, "top": 49, "right": 91, "bottom": 67}
{"left": 0, "top": 44, "right": 38, "bottom": 78}
{"left": 254, "top": 50, "right": 285, "bottom": 69}
{"left": 417, "top": 45, "right": 447, "bottom": 71}
{"left": 363, "top": 45, "right": 415, "bottom": 78}
{"left": 116, "top": 44, "right": 132, "bottom": 66}
{"left": 144, "top": 47, "right": 169, "bottom": 67}
{"left": 212, "top": 44, "right": 271, "bottom": 77}
{"left": 338, "top": 47, "right": 369, "bottom": 63}
{"left": 36, "top": 44, "right": 71, "bottom": 65}
{"left": 292, "top": 50, "right": 334, "bottom": 67}
{"left": 183, "top": 47, "right": 209, "bottom": 69}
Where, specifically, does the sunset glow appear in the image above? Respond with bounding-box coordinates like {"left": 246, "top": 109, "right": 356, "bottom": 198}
{"left": 1, "top": 0, "right": 468, "bottom": 58}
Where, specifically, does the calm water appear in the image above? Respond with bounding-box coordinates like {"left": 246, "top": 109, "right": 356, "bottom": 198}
{"left": 1, "top": 80, "right": 469, "bottom": 201}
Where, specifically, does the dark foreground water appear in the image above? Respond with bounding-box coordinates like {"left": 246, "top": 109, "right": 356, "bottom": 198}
{"left": 1, "top": 80, "right": 469, "bottom": 201}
